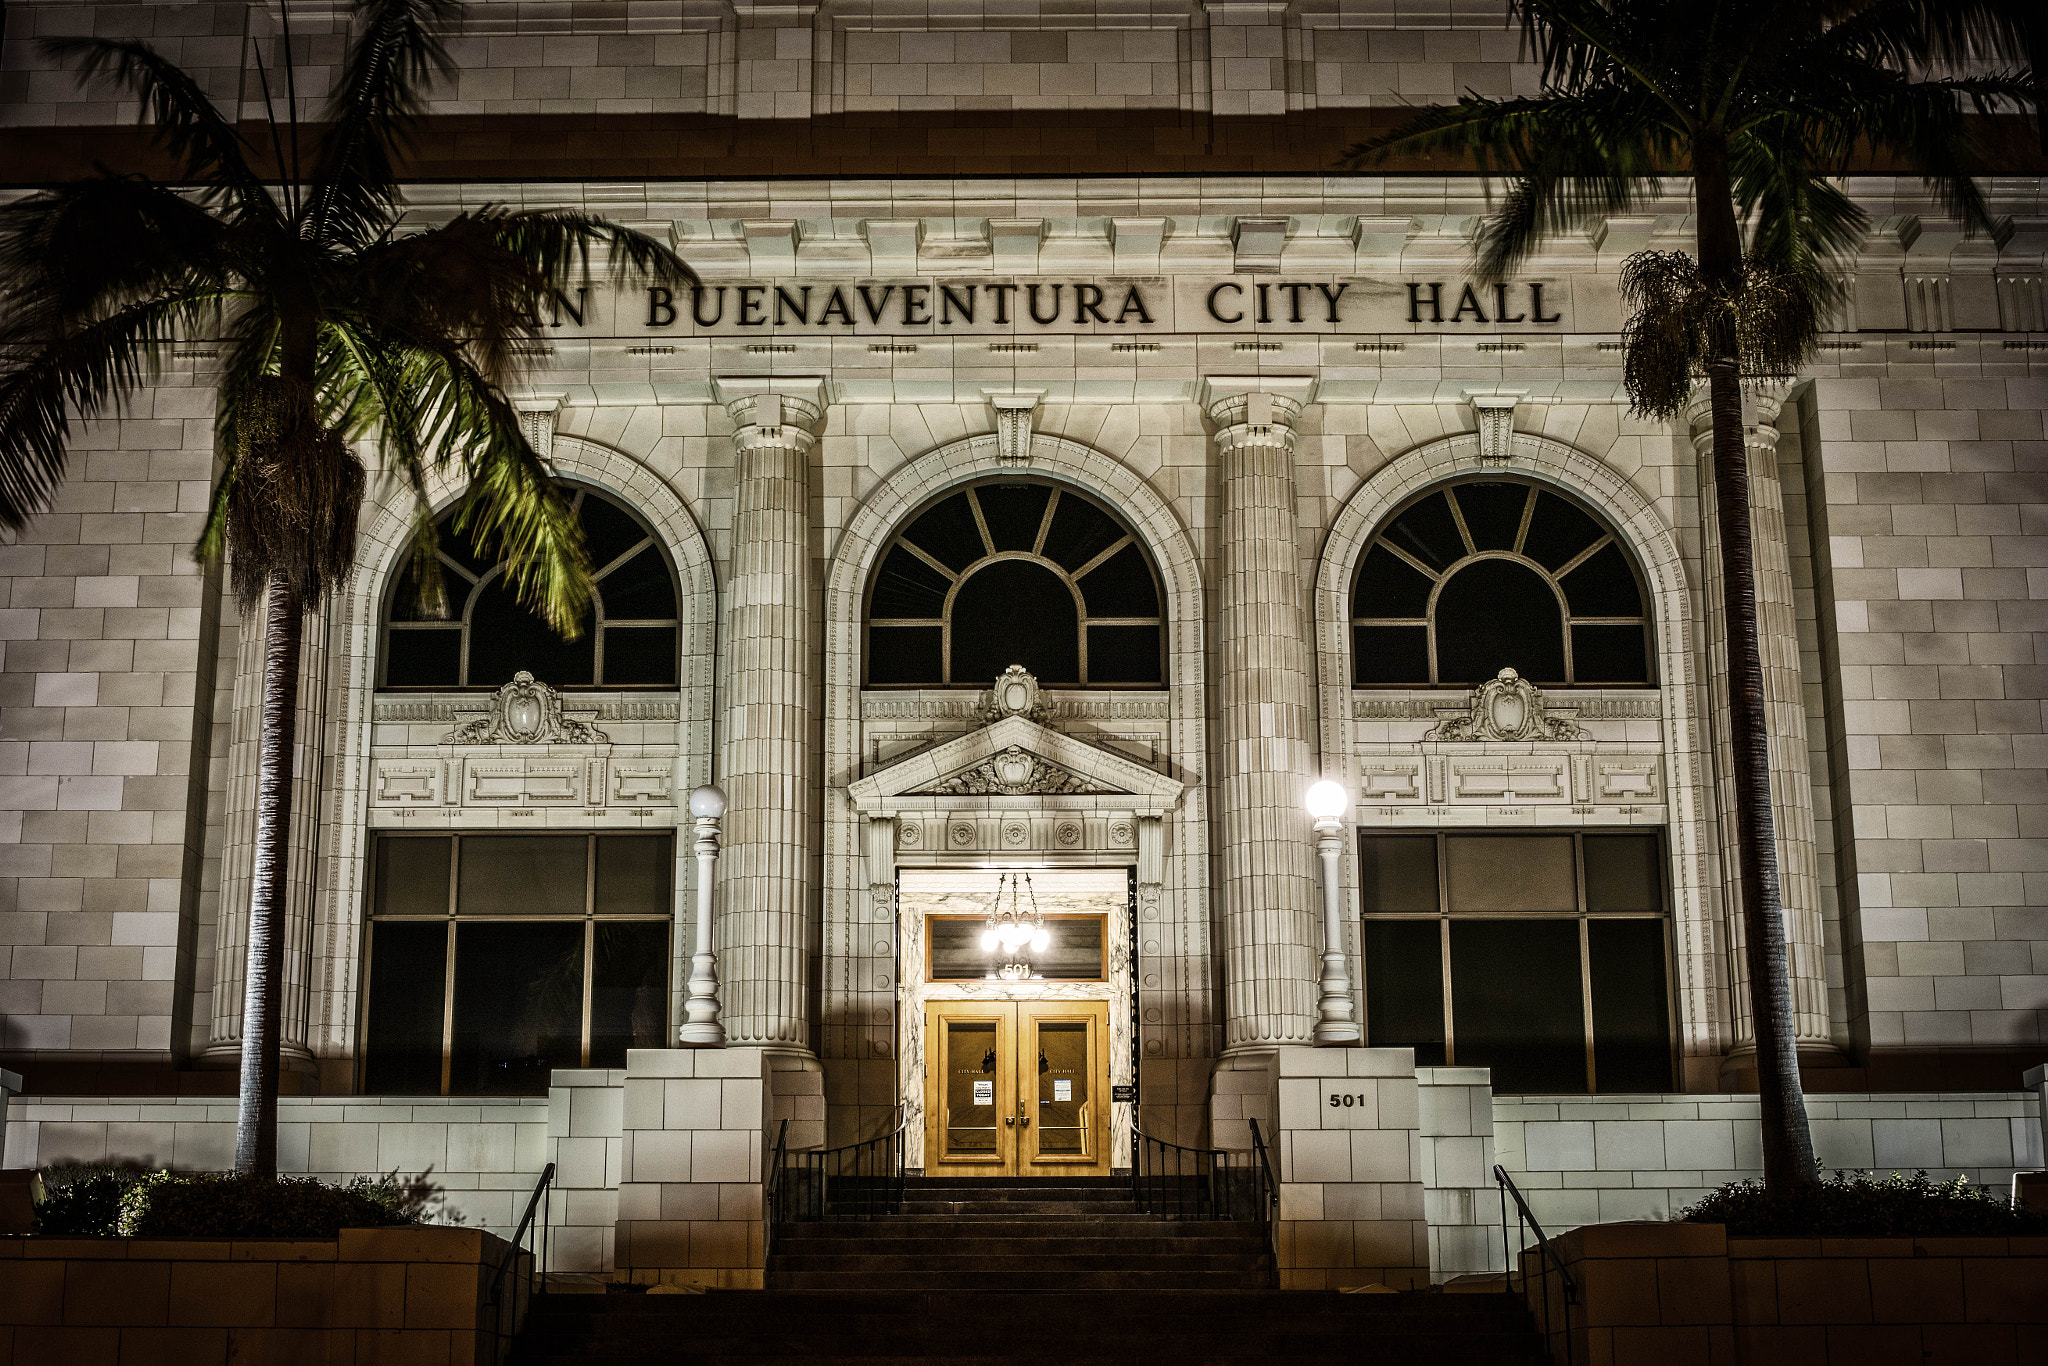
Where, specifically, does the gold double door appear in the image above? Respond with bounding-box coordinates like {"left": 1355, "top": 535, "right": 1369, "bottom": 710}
{"left": 924, "top": 1000, "right": 1111, "bottom": 1177}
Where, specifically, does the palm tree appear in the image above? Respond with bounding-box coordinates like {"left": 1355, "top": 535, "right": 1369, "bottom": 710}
{"left": 0, "top": 0, "right": 693, "bottom": 1177}
{"left": 1345, "top": 1, "right": 2038, "bottom": 1192}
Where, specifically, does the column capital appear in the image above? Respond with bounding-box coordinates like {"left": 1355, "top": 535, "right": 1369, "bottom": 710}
{"left": 716, "top": 377, "right": 828, "bottom": 450}
{"left": 1202, "top": 377, "right": 1315, "bottom": 450}
{"left": 1684, "top": 377, "right": 1793, "bottom": 455}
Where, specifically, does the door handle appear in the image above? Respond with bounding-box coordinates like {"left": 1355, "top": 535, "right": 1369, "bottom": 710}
{"left": 1018, "top": 1109, "right": 1031, "bottom": 1127}
{"left": 1004, "top": 1116, "right": 1014, "bottom": 1126}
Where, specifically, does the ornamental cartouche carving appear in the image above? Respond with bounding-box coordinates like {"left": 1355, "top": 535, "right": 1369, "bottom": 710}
{"left": 444, "top": 671, "right": 609, "bottom": 745}
{"left": 1424, "top": 667, "right": 1581, "bottom": 742}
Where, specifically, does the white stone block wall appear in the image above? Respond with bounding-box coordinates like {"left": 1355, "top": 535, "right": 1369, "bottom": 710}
{"left": 613, "top": 1046, "right": 822, "bottom": 1288}
{"left": 1, "top": 1093, "right": 550, "bottom": 1238}
{"left": 1269, "top": 1045, "right": 1429, "bottom": 1290}
{"left": 1418, "top": 1066, "right": 1498, "bottom": 1281}
{"left": 0, "top": 0, "right": 1558, "bottom": 127}
{"left": 1799, "top": 376, "right": 2048, "bottom": 1066}
{"left": 546, "top": 1067, "right": 627, "bottom": 1274}
{"left": 0, "top": 376, "right": 219, "bottom": 1066}
{"left": 1493, "top": 1090, "right": 2045, "bottom": 1235}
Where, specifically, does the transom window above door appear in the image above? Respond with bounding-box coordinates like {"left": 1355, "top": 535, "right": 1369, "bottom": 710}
{"left": 865, "top": 478, "right": 1165, "bottom": 688}
{"left": 1351, "top": 478, "right": 1653, "bottom": 687}
{"left": 381, "top": 484, "right": 681, "bottom": 690}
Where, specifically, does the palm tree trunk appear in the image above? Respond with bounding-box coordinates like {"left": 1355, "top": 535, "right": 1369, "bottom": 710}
{"left": 1695, "top": 135, "right": 1818, "bottom": 1193}
{"left": 233, "top": 570, "right": 304, "bottom": 1177}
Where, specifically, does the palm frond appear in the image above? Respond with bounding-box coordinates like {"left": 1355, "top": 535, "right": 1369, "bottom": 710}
{"left": 355, "top": 325, "right": 591, "bottom": 631}
{"left": 0, "top": 178, "right": 235, "bottom": 337}
{"left": 1815, "top": 0, "right": 2045, "bottom": 75}
{"left": 1344, "top": 89, "right": 1678, "bottom": 283}
{"left": 1617, "top": 249, "right": 1824, "bottom": 419}
{"left": 352, "top": 208, "right": 695, "bottom": 384}
{"left": 1509, "top": 0, "right": 1695, "bottom": 122}
{"left": 218, "top": 375, "right": 368, "bottom": 610}
{"left": 305, "top": 0, "right": 462, "bottom": 249}
{"left": 0, "top": 292, "right": 224, "bottom": 530}
{"left": 39, "top": 37, "right": 278, "bottom": 222}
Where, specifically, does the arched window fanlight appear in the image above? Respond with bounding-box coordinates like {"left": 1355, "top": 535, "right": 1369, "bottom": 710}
{"left": 866, "top": 479, "right": 1165, "bottom": 688}
{"left": 381, "top": 485, "right": 681, "bottom": 690}
{"left": 1351, "top": 478, "right": 1652, "bottom": 687}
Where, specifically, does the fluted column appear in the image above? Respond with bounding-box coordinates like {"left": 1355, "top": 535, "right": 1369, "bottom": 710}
{"left": 1206, "top": 380, "right": 1321, "bottom": 1050}
{"left": 1688, "top": 382, "right": 1835, "bottom": 1058}
{"left": 717, "top": 381, "right": 826, "bottom": 1051}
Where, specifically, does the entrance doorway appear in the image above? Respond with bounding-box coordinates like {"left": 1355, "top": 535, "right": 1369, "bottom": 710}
{"left": 924, "top": 1000, "right": 1111, "bottom": 1177}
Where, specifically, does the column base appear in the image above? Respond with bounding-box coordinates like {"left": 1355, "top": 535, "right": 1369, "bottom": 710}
{"left": 193, "top": 1041, "right": 319, "bottom": 1074}
{"left": 1716, "top": 1041, "right": 1856, "bottom": 1092}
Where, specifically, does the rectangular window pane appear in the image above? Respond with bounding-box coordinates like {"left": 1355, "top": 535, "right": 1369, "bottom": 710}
{"left": 1584, "top": 833, "right": 1662, "bottom": 912}
{"left": 1353, "top": 624, "right": 1428, "bottom": 685}
{"left": 601, "top": 626, "right": 678, "bottom": 687}
{"left": 383, "top": 627, "right": 462, "bottom": 688}
{"left": 457, "top": 836, "right": 587, "bottom": 916}
{"left": 375, "top": 836, "right": 451, "bottom": 916}
{"left": 944, "top": 1020, "right": 999, "bottom": 1157}
{"left": 1361, "top": 920, "right": 1446, "bottom": 1066}
{"left": 449, "top": 922, "right": 585, "bottom": 1095}
{"left": 1449, "top": 919, "right": 1586, "bottom": 1092}
{"left": 1589, "top": 920, "right": 1674, "bottom": 1092}
{"left": 867, "top": 625, "right": 943, "bottom": 686}
{"left": 1444, "top": 835, "right": 1576, "bottom": 913}
{"left": 363, "top": 921, "right": 447, "bottom": 1095}
{"left": 595, "top": 835, "right": 673, "bottom": 915}
{"left": 1358, "top": 835, "right": 1440, "bottom": 914}
{"left": 591, "top": 921, "right": 670, "bottom": 1067}
{"left": 1036, "top": 1022, "right": 1091, "bottom": 1154}
{"left": 927, "top": 917, "right": 1103, "bottom": 980}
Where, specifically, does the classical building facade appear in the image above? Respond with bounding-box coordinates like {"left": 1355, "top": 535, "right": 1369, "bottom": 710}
{"left": 2, "top": 0, "right": 2045, "bottom": 1288}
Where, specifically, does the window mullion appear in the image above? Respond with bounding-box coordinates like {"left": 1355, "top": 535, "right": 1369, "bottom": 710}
{"left": 1437, "top": 834, "right": 1455, "bottom": 1066}
{"left": 440, "top": 918, "right": 457, "bottom": 1097}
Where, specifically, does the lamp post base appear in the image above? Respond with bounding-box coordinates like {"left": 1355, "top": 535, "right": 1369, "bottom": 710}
{"left": 680, "top": 949, "right": 724, "bottom": 1047}
{"left": 1313, "top": 949, "right": 1360, "bottom": 1046}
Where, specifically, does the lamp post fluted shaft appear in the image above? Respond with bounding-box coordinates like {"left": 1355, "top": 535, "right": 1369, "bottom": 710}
{"left": 1308, "top": 781, "right": 1360, "bottom": 1045}
{"left": 680, "top": 784, "right": 727, "bottom": 1046}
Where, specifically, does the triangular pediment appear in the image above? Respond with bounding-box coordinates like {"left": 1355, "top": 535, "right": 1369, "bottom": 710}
{"left": 847, "top": 715, "right": 1184, "bottom": 815}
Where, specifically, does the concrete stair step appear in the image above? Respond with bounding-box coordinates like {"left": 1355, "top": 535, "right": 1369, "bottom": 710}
{"left": 891, "top": 1200, "right": 1144, "bottom": 1215}
{"left": 771, "top": 1236, "right": 1265, "bottom": 1256}
{"left": 769, "top": 1251, "right": 1265, "bottom": 1271}
{"left": 511, "top": 1290, "right": 1544, "bottom": 1364}
{"left": 765, "top": 1270, "right": 1276, "bottom": 1289}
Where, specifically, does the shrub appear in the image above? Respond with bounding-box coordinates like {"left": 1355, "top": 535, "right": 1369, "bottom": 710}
{"left": 1679, "top": 1169, "right": 2048, "bottom": 1238}
{"left": 32, "top": 1164, "right": 149, "bottom": 1236}
{"left": 115, "top": 1172, "right": 420, "bottom": 1238}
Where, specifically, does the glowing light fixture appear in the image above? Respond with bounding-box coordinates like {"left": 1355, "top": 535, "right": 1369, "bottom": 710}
{"left": 981, "top": 872, "right": 1048, "bottom": 979}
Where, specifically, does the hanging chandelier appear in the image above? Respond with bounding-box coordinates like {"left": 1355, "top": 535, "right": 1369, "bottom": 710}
{"left": 981, "top": 872, "right": 1048, "bottom": 980}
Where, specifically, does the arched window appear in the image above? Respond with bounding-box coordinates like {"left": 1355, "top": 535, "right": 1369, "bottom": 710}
{"left": 381, "top": 485, "right": 681, "bottom": 690}
{"left": 1351, "top": 478, "right": 1652, "bottom": 687}
{"left": 865, "top": 479, "right": 1165, "bottom": 688}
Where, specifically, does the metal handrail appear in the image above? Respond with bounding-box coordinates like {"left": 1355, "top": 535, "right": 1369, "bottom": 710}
{"left": 1130, "top": 1118, "right": 1271, "bottom": 1226}
{"left": 1494, "top": 1164, "right": 1578, "bottom": 1366}
{"left": 765, "top": 1119, "right": 790, "bottom": 1258}
{"left": 487, "top": 1160, "right": 555, "bottom": 1350}
{"left": 771, "top": 1105, "right": 907, "bottom": 1227}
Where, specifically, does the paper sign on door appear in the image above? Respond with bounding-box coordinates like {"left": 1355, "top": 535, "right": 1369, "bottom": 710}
{"left": 972, "top": 1079, "right": 993, "bottom": 1105}
{"left": 1053, "top": 1080, "right": 1072, "bottom": 1102}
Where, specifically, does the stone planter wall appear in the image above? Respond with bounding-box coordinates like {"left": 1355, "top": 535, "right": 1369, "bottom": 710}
{"left": 0, "top": 1226, "right": 525, "bottom": 1366}
{"left": 1520, "top": 1220, "right": 2048, "bottom": 1365}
